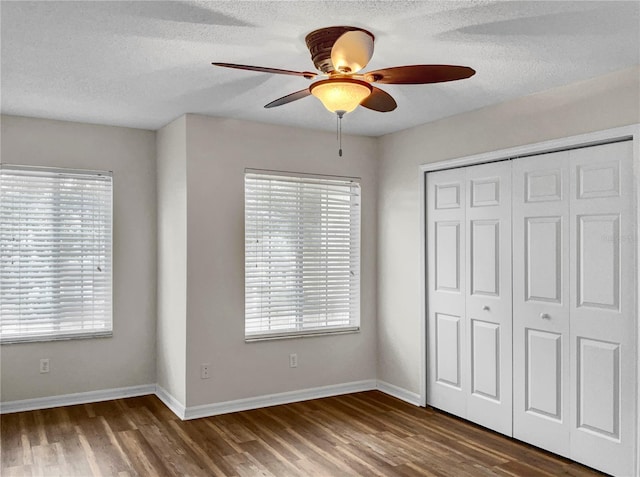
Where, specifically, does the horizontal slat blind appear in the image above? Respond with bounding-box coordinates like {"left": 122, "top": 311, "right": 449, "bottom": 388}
{"left": 245, "top": 171, "right": 360, "bottom": 339}
{"left": 0, "top": 165, "right": 112, "bottom": 343}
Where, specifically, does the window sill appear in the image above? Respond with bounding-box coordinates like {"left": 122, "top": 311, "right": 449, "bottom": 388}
{"left": 0, "top": 331, "right": 113, "bottom": 345}
{"left": 245, "top": 327, "right": 360, "bottom": 343}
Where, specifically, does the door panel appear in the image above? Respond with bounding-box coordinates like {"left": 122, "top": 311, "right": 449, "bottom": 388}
{"left": 427, "top": 169, "right": 467, "bottom": 416}
{"left": 569, "top": 141, "right": 636, "bottom": 477}
{"left": 470, "top": 220, "right": 499, "bottom": 296}
{"left": 471, "top": 178, "right": 500, "bottom": 207}
{"left": 435, "top": 222, "right": 460, "bottom": 291}
{"left": 513, "top": 150, "right": 571, "bottom": 456}
{"left": 471, "top": 319, "right": 500, "bottom": 401}
{"left": 435, "top": 313, "right": 461, "bottom": 388}
{"left": 577, "top": 214, "right": 620, "bottom": 310}
{"left": 526, "top": 329, "right": 562, "bottom": 420}
{"left": 525, "top": 217, "right": 561, "bottom": 303}
{"left": 465, "top": 161, "right": 512, "bottom": 436}
{"left": 577, "top": 160, "right": 620, "bottom": 199}
{"left": 526, "top": 168, "right": 562, "bottom": 202}
{"left": 577, "top": 337, "right": 620, "bottom": 439}
{"left": 435, "top": 183, "right": 461, "bottom": 209}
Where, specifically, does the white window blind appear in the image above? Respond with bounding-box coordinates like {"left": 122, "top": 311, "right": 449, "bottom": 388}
{"left": 0, "top": 165, "right": 112, "bottom": 343}
{"left": 244, "top": 170, "right": 361, "bottom": 340}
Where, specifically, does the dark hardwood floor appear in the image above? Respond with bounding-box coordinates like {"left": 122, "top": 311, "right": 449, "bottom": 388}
{"left": 1, "top": 391, "right": 604, "bottom": 476}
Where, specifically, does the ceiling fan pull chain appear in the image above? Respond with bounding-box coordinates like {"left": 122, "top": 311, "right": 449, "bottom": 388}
{"left": 336, "top": 110, "right": 345, "bottom": 157}
{"left": 339, "top": 116, "right": 342, "bottom": 157}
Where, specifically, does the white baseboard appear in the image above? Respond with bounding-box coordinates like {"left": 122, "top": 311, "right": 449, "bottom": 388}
{"left": 0, "top": 379, "right": 421, "bottom": 418}
{"left": 183, "top": 379, "right": 378, "bottom": 420}
{"left": 155, "top": 384, "right": 186, "bottom": 420}
{"left": 0, "top": 384, "right": 156, "bottom": 414}
{"left": 376, "top": 380, "right": 422, "bottom": 406}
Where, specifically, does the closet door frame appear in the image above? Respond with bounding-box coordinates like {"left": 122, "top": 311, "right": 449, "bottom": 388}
{"left": 420, "top": 124, "right": 640, "bottom": 477}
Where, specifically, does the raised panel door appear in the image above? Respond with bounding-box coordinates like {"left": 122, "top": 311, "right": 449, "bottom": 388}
{"left": 465, "top": 161, "right": 512, "bottom": 436}
{"left": 512, "top": 151, "right": 571, "bottom": 456}
{"left": 427, "top": 168, "right": 467, "bottom": 416}
{"left": 569, "top": 141, "right": 636, "bottom": 477}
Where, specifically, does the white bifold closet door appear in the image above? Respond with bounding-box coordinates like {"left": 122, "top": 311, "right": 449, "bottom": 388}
{"left": 512, "top": 141, "right": 637, "bottom": 476}
{"left": 511, "top": 140, "right": 636, "bottom": 477}
{"left": 428, "top": 140, "right": 636, "bottom": 476}
{"left": 427, "top": 161, "right": 512, "bottom": 436}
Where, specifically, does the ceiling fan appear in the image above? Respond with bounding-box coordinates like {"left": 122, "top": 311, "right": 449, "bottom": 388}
{"left": 213, "top": 26, "right": 475, "bottom": 115}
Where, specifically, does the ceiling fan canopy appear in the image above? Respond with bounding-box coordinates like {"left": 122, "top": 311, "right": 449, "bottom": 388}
{"left": 212, "top": 25, "right": 475, "bottom": 114}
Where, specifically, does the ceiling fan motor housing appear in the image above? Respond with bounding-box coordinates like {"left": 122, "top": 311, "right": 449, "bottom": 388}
{"left": 305, "top": 26, "right": 375, "bottom": 74}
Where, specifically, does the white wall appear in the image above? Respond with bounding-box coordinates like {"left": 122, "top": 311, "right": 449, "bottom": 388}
{"left": 377, "top": 66, "right": 640, "bottom": 395}
{"left": 184, "top": 114, "right": 378, "bottom": 407}
{"left": 156, "top": 116, "right": 188, "bottom": 405}
{"left": 0, "top": 115, "right": 157, "bottom": 401}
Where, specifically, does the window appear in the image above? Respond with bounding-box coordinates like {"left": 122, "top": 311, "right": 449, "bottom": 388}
{"left": 244, "top": 170, "right": 360, "bottom": 340}
{"left": 0, "top": 165, "right": 112, "bottom": 343}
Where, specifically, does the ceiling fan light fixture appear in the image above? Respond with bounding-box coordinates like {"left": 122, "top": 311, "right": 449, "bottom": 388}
{"left": 330, "top": 29, "right": 375, "bottom": 74}
{"left": 310, "top": 78, "right": 373, "bottom": 113}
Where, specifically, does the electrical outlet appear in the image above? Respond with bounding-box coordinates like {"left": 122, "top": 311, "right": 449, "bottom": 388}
{"left": 200, "top": 363, "right": 211, "bottom": 379}
{"left": 289, "top": 353, "right": 298, "bottom": 368}
{"left": 40, "top": 358, "right": 50, "bottom": 374}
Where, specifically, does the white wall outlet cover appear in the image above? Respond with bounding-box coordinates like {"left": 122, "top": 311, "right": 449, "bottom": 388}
{"left": 39, "top": 358, "right": 50, "bottom": 374}
{"left": 200, "top": 364, "right": 211, "bottom": 379}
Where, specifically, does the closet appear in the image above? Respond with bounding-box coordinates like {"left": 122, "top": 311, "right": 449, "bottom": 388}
{"left": 426, "top": 140, "right": 637, "bottom": 476}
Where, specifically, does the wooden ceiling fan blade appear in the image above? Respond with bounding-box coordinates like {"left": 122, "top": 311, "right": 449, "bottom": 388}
{"left": 264, "top": 89, "right": 311, "bottom": 108}
{"left": 366, "top": 65, "right": 475, "bottom": 84}
{"left": 212, "top": 62, "right": 317, "bottom": 79}
{"left": 330, "top": 30, "right": 374, "bottom": 73}
{"left": 360, "top": 87, "right": 397, "bottom": 112}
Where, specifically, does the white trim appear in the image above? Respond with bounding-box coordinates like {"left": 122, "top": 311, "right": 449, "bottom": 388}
{"left": 419, "top": 159, "right": 428, "bottom": 407}
{"left": 0, "top": 379, "right": 422, "bottom": 423}
{"left": 155, "top": 385, "right": 187, "bottom": 420}
{"left": 376, "top": 380, "right": 422, "bottom": 406}
{"left": 633, "top": 124, "right": 640, "bottom": 477}
{"left": 419, "top": 124, "right": 638, "bottom": 175}
{"left": 245, "top": 327, "right": 360, "bottom": 342}
{"left": 183, "top": 380, "right": 377, "bottom": 420}
{"left": 0, "top": 384, "right": 155, "bottom": 414}
{"left": 419, "top": 124, "right": 640, "bottom": 476}
{"left": 0, "top": 163, "right": 113, "bottom": 177}
{"left": 245, "top": 167, "right": 361, "bottom": 183}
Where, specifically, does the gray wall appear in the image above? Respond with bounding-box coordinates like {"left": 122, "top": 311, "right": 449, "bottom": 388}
{"left": 3, "top": 65, "right": 638, "bottom": 407}
{"left": 183, "top": 114, "right": 378, "bottom": 407}
{"left": 0, "top": 115, "right": 157, "bottom": 401}
{"left": 376, "top": 66, "right": 640, "bottom": 395}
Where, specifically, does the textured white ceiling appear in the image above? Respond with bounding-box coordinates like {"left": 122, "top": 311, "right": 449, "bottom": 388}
{"left": 1, "top": 1, "right": 639, "bottom": 136}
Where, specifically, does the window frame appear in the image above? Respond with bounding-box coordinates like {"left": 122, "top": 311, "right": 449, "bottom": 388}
{"left": 0, "top": 164, "right": 113, "bottom": 344}
{"left": 244, "top": 168, "right": 361, "bottom": 341}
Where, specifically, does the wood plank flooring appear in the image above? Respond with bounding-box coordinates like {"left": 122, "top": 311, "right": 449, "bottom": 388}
{"left": 1, "top": 391, "right": 605, "bottom": 476}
